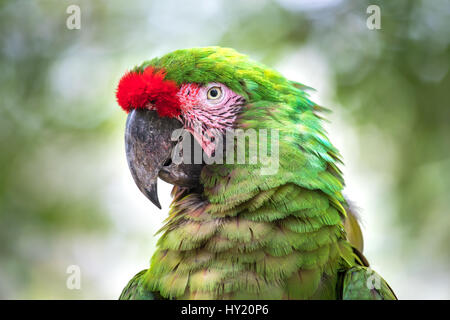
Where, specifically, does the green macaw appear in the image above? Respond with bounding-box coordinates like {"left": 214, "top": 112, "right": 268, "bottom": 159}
{"left": 115, "top": 47, "right": 397, "bottom": 300}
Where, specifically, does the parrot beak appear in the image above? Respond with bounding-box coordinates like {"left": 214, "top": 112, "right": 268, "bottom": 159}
{"left": 125, "top": 109, "right": 203, "bottom": 209}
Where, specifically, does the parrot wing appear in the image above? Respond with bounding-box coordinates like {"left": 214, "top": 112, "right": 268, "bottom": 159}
{"left": 342, "top": 200, "right": 364, "bottom": 253}
{"left": 339, "top": 201, "right": 396, "bottom": 299}
{"left": 339, "top": 266, "right": 397, "bottom": 300}
{"left": 119, "top": 269, "right": 163, "bottom": 300}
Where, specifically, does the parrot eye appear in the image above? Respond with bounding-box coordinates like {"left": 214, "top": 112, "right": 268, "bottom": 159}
{"left": 207, "top": 86, "right": 223, "bottom": 101}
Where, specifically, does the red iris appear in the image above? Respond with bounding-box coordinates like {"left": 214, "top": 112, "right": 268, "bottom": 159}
{"left": 116, "top": 66, "right": 181, "bottom": 118}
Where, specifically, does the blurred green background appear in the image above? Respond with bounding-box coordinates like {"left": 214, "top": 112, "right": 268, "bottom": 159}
{"left": 0, "top": 0, "right": 448, "bottom": 299}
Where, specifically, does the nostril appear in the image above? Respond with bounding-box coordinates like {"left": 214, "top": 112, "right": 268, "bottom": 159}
{"left": 163, "top": 158, "right": 172, "bottom": 167}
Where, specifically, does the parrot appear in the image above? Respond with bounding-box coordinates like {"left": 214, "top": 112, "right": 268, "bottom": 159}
{"left": 115, "top": 47, "right": 397, "bottom": 300}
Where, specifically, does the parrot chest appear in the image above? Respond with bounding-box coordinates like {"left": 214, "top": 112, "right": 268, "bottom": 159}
{"left": 145, "top": 187, "right": 345, "bottom": 299}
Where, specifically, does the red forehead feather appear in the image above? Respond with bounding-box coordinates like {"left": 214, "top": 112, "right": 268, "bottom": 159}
{"left": 115, "top": 67, "right": 181, "bottom": 117}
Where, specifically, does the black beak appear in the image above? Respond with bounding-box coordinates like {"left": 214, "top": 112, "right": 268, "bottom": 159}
{"left": 125, "top": 109, "right": 203, "bottom": 209}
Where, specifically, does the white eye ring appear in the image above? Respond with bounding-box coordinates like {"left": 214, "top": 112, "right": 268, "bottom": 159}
{"left": 207, "top": 86, "right": 223, "bottom": 101}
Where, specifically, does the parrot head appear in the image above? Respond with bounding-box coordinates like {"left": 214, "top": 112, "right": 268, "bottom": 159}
{"left": 116, "top": 47, "right": 337, "bottom": 209}
{"left": 118, "top": 65, "right": 245, "bottom": 157}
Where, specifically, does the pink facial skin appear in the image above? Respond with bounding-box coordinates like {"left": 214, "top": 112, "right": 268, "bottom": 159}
{"left": 177, "top": 82, "right": 245, "bottom": 156}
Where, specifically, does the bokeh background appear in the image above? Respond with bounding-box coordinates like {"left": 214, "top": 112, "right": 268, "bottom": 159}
{"left": 0, "top": 0, "right": 448, "bottom": 299}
